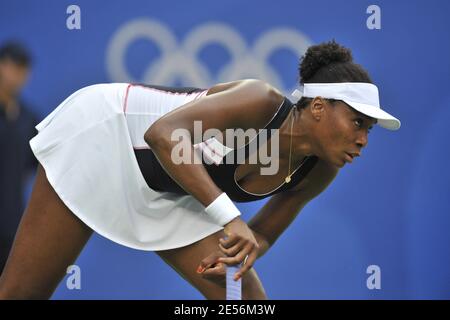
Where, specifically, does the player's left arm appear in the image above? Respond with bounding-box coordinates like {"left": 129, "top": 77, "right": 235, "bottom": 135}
{"left": 247, "top": 159, "right": 339, "bottom": 257}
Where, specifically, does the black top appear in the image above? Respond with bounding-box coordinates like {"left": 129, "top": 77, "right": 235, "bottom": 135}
{"left": 133, "top": 84, "right": 318, "bottom": 202}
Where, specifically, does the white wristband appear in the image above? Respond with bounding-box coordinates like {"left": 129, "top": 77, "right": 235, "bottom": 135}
{"left": 204, "top": 192, "right": 241, "bottom": 226}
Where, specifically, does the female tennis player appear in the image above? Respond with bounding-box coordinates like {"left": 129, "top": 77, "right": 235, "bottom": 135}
{"left": 0, "top": 40, "right": 400, "bottom": 299}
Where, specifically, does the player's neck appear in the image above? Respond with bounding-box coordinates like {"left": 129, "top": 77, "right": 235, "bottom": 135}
{"left": 278, "top": 107, "right": 315, "bottom": 160}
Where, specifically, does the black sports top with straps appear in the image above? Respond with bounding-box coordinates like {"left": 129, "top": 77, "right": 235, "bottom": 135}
{"left": 132, "top": 84, "right": 319, "bottom": 203}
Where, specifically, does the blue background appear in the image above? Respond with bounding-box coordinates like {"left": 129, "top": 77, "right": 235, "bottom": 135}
{"left": 1, "top": 0, "right": 449, "bottom": 299}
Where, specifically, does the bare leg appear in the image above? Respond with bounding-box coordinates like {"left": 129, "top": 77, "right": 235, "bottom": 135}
{"left": 156, "top": 229, "right": 267, "bottom": 300}
{"left": 0, "top": 164, "right": 93, "bottom": 299}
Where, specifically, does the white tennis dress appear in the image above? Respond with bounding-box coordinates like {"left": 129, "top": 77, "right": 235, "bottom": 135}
{"left": 29, "top": 83, "right": 225, "bottom": 251}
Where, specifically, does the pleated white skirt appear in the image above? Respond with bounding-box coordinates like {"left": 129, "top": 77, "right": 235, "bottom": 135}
{"left": 29, "top": 83, "right": 223, "bottom": 251}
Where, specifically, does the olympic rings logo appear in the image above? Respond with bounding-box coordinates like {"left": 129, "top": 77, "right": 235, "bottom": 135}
{"left": 106, "top": 18, "right": 312, "bottom": 93}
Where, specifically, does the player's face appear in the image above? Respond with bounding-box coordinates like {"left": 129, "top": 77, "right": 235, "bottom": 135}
{"left": 312, "top": 99, "right": 376, "bottom": 168}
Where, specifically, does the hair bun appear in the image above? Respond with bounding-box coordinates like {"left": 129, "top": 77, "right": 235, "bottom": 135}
{"left": 299, "top": 39, "right": 353, "bottom": 83}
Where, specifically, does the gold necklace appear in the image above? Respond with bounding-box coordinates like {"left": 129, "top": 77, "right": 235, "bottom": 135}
{"left": 285, "top": 108, "right": 295, "bottom": 183}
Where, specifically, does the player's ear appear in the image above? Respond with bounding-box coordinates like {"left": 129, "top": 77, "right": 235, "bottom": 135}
{"left": 309, "top": 96, "right": 326, "bottom": 121}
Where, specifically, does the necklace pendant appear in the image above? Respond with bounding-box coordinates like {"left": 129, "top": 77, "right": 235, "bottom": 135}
{"left": 285, "top": 176, "right": 291, "bottom": 183}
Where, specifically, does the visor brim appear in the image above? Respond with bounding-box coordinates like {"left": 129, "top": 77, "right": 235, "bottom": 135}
{"left": 344, "top": 100, "right": 401, "bottom": 131}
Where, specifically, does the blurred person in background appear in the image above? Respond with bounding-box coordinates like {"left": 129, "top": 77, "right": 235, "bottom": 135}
{"left": 0, "top": 41, "right": 38, "bottom": 274}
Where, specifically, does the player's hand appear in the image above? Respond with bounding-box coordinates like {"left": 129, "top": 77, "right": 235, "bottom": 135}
{"left": 196, "top": 250, "right": 227, "bottom": 288}
{"left": 217, "top": 217, "right": 259, "bottom": 280}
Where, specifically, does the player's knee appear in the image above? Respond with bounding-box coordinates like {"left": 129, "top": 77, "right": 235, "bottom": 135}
{"left": 0, "top": 287, "right": 52, "bottom": 300}
{"left": 242, "top": 283, "right": 267, "bottom": 300}
{"left": 0, "top": 276, "right": 52, "bottom": 300}
{"left": 241, "top": 269, "right": 267, "bottom": 300}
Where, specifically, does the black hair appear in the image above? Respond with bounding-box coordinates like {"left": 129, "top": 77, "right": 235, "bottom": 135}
{"left": 296, "top": 39, "right": 372, "bottom": 109}
{"left": 0, "top": 41, "right": 32, "bottom": 67}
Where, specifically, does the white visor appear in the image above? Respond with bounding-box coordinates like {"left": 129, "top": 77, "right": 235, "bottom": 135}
{"left": 291, "top": 82, "right": 401, "bottom": 130}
